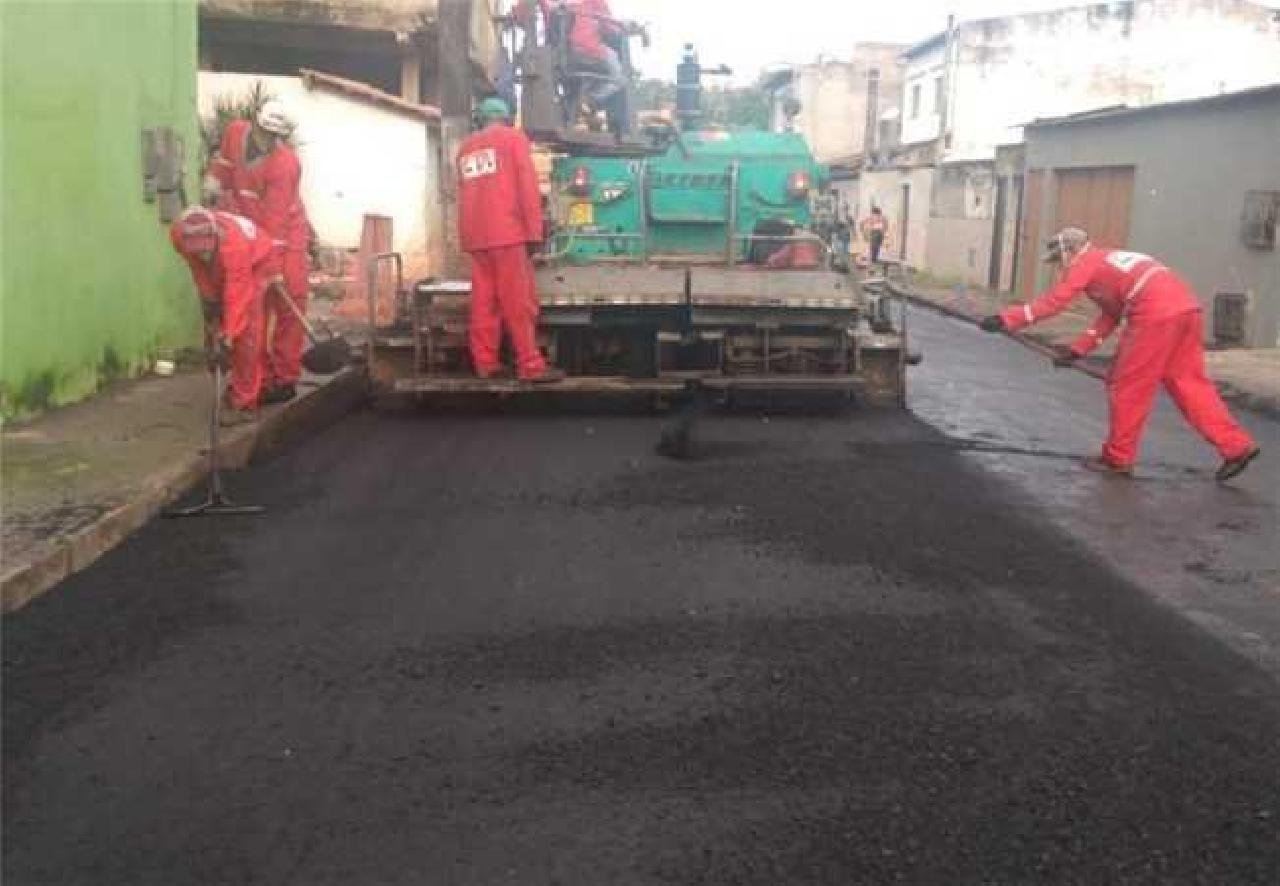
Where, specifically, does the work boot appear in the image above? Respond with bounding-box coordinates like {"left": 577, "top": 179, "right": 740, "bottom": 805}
{"left": 219, "top": 406, "right": 258, "bottom": 428}
{"left": 260, "top": 384, "right": 297, "bottom": 405}
{"left": 522, "top": 367, "right": 567, "bottom": 385}
{"left": 1216, "top": 445, "right": 1261, "bottom": 484}
{"left": 1082, "top": 455, "right": 1133, "bottom": 477}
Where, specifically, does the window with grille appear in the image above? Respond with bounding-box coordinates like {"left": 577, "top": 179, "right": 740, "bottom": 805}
{"left": 1213, "top": 292, "right": 1248, "bottom": 347}
{"left": 1241, "top": 190, "right": 1278, "bottom": 250}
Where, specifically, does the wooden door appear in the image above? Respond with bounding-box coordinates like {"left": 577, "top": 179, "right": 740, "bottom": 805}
{"left": 1017, "top": 170, "right": 1043, "bottom": 298}
{"left": 1053, "top": 166, "right": 1134, "bottom": 250}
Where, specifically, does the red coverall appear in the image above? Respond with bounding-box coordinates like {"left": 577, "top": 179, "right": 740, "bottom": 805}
{"left": 170, "top": 212, "right": 273, "bottom": 409}
{"left": 456, "top": 122, "right": 548, "bottom": 378}
{"left": 210, "top": 122, "right": 312, "bottom": 388}
{"left": 1000, "top": 247, "right": 1256, "bottom": 467}
{"left": 569, "top": 0, "right": 620, "bottom": 60}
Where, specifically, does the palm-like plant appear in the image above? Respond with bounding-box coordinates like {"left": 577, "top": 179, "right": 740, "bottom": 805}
{"left": 199, "top": 80, "right": 297, "bottom": 167}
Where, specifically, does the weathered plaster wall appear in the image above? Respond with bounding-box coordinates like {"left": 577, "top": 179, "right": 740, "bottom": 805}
{"left": 860, "top": 167, "right": 936, "bottom": 268}
{"left": 199, "top": 72, "right": 443, "bottom": 278}
{"left": 945, "top": 0, "right": 1280, "bottom": 162}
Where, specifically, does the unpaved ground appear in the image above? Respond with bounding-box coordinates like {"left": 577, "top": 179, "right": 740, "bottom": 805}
{"left": 4, "top": 312, "right": 1279, "bottom": 885}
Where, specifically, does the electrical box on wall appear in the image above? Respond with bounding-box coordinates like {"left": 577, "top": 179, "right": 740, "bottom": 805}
{"left": 141, "top": 127, "right": 186, "bottom": 223}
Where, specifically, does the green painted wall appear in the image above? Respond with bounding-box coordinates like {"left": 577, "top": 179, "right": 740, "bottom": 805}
{"left": 1, "top": 0, "right": 201, "bottom": 418}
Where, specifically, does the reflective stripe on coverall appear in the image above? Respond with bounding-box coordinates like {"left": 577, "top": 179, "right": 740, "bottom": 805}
{"left": 170, "top": 211, "right": 273, "bottom": 409}
{"left": 456, "top": 121, "right": 547, "bottom": 378}
{"left": 1000, "top": 247, "right": 1255, "bottom": 467}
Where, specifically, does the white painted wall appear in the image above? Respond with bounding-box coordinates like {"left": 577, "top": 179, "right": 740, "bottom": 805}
{"left": 788, "top": 46, "right": 908, "bottom": 162}
{"left": 902, "top": 0, "right": 1280, "bottom": 162}
{"left": 198, "top": 72, "right": 442, "bottom": 276}
{"left": 900, "top": 43, "right": 945, "bottom": 147}
{"left": 860, "top": 167, "right": 935, "bottom": 268}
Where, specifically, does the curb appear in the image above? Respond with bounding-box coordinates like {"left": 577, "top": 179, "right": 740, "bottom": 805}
{"left": 1, "top": 366, "right": 367, "bottom": 614}
{"left": 1215, "top": 383, "right": 1280, "bottom": 423}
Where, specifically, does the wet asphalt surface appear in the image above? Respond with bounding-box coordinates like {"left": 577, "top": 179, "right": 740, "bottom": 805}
{"left": 5, "top": 309, "right": 1279, "bottom": 885}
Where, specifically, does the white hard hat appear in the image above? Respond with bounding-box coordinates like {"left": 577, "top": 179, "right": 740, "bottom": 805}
{"left": 256, "top": 99, "right": 292, "bottom": 136}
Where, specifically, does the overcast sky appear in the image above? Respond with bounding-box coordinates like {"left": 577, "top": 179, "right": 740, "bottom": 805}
{"left": 613, "top": 0, "right": 1280, "bottom": 81}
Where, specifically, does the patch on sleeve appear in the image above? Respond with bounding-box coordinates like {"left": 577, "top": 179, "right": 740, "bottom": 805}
{"left": 1105, "top": 250, "right": 1151, "bottom": 272}
{"left": 460, "top": 148, "right": 499, "bottom": 180}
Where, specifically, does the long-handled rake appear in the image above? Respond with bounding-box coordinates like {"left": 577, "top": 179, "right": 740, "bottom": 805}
{"left": 163, "top": 363, "right": 266, "bottom": 518}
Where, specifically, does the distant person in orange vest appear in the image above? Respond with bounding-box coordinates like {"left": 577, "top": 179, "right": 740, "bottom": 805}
{"left": 861, "top": 206, "right": 888, "bottom": 265}
{"left": 980, "top": 227, "right": 1259, "bottom": 482}
{"left": 456, "top": 97, "right": 564, "bottom": 383}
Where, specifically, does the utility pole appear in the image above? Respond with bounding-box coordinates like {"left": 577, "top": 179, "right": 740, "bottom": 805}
{"left": 438, "top": 0, "right": 474, "bottom": 277}
{"left": 935, "top": 13, "right": 957, "bottom": 164}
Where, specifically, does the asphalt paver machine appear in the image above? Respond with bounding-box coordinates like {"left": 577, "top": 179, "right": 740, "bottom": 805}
{"left": 365, "top": 6, "right": 912, "bottom": 408}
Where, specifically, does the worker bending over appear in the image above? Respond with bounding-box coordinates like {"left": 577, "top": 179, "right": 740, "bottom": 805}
{"left": 206, "top": 100, "right": 313, "bottom": 405}
{"left": 169, "top": 207, "right": 275, "bottom": 426}
{"left": 981, "top": 227, "right": 1260, "bottom": 482}
{"left": 456, "top": 97, "right": 563, "bottom": 383}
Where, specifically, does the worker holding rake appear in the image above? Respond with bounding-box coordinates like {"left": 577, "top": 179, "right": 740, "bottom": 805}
{"left": 169, "top": 207, "right": 275, "bottom": 426}
{"left": 981, "top": 227, "right": 1259, "bottom": 482}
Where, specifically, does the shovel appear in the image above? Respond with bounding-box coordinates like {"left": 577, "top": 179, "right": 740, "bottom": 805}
{"left": 270, "top": 282, "right": 352, "bottom": 375}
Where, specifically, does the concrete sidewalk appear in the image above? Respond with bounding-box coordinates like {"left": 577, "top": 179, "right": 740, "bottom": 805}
{"left": 1, "top": 364, "right": 365, "bottom": 613}
{"left": 899, "top": 281, "right": 1280, "bottom": 418}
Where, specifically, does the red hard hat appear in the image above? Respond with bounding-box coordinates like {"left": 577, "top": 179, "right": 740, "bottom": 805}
{"left": 171, "top": 207, "right": 218, "bottom": 254}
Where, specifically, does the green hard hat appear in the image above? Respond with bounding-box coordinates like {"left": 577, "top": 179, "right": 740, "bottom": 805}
{"left": 477, "top": 96, "right": 511, "bottom": 121}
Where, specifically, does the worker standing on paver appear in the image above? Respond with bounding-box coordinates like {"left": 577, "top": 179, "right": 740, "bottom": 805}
{"left": 457, "top": 96, "right": 563, "bottom": 383}
{"left": 569, "top": 0, "right": 626, "bottom": 110}
{"left": 980, "top": 227, "right": 1260, "bottom": 482}
{"left": 169, "top": 207, "right": 275, "bottom": 426}
{"left": 205, "top": 100, "right": 312, "bottom": 406}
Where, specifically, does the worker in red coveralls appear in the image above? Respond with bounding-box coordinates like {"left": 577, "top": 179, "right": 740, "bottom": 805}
{"left": 980, "top": 227, "right": 1260, "bottom": 482}
{"left": 457, "top": 96, "right": 563, "bottom": 383}
{"left": 569, "top": 0, "right": 626, "bottom": 108}
{"left": 169, "top": 207, "right": 274, "bottom": 426}
{"left": 204, "top": 100, "right": 312, "bottom": 405}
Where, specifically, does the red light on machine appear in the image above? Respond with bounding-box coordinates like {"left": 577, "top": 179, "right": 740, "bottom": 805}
{"left": 786, "top": 170, "right": 812, "bottom": 200}
{"left": 568, "top": 165, "right": 592, "bottom": 196}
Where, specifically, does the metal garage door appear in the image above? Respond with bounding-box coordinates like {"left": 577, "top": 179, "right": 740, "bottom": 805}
{"left": 1054, "top": 166, "right": 1134, "bottom": 251}
{"left": 1019, "top": 166, "right": 1134, "bottom": 298}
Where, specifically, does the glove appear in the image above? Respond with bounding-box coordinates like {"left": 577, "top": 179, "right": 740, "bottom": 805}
{"left": 978, "top": 314, "right": 1005, "bottom": 333}
{"left": 1050, "top": 345, "right": 1078, "bottom": 369}
{"left": 207, "top": 336, "right": 232, "bottom": 372}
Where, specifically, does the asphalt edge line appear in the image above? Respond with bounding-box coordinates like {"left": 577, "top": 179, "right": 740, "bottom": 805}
{"left": 1, "top": 367, "right": 367, "bottom": 615}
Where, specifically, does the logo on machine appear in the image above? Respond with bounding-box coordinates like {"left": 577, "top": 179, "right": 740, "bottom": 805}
{"left": 460, "top": 148, "right": 498, "bottom": 180}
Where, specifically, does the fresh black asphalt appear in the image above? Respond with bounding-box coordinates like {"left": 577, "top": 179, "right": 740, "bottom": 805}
{"left": 5, "top": 314, "right": 1279, "bottom": 885}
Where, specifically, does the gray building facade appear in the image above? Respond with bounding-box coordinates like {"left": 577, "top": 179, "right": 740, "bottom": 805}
{"left": 1022, "top": 85, "right": 1280, "bottom": 348}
